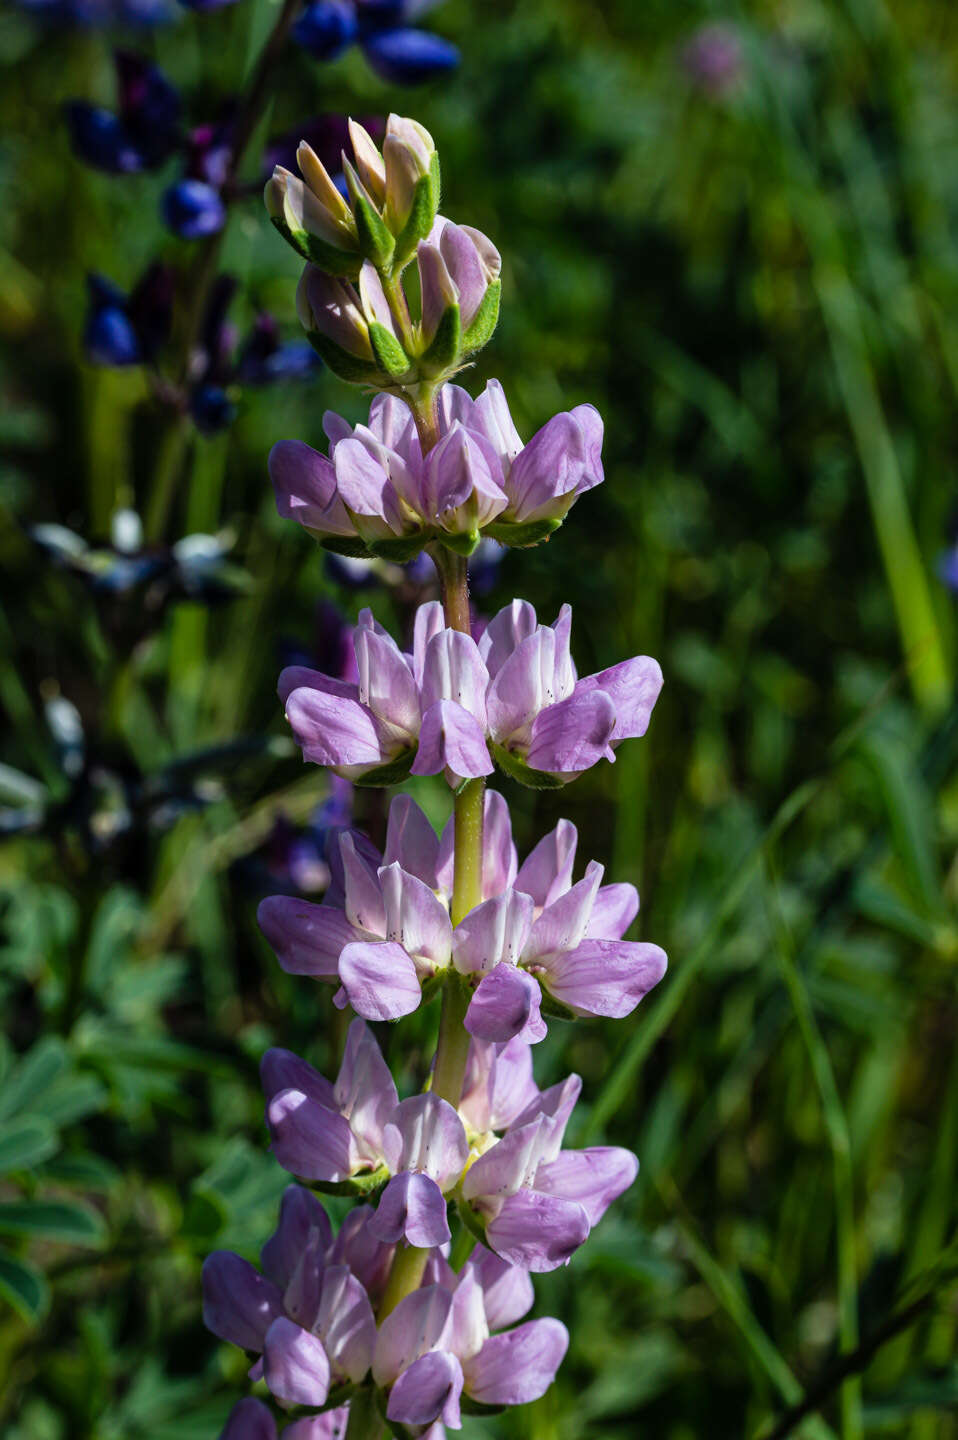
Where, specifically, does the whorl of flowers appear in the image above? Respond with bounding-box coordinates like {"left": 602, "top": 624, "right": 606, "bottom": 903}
{"left": 207, "top": 114, "right": 668, "bottom": 1440}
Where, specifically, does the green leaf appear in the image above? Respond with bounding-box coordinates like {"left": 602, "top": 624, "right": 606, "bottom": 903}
{"left": 0, "top": 1198, "right": 106, "bottom": 1246}
{"left": 37, "top": 1151, "right": 118, "bottom": 1189}
{"left": 0, "top": 1249, "right": 49, "bottom": 1323}
{"left": 0, "top": 1116, "right": 57, "bottom": 1174}
{"left": 858, "top": 732, "right": 942, "bottom": 915}
{"left": 489, "top": 740, "right": 566, "bottom": 790}
{"left": 0, "top": 1038, "right": 69, "bottom": 1123}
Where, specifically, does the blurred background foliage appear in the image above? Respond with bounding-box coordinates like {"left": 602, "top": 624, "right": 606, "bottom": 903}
{"left": 1, "top": 0, "right": 957, "bottom": 1436}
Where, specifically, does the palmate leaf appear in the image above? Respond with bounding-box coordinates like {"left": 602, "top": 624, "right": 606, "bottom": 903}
{"left": 0, "top": 1198, "right": 106, "bottom": 1246}
{"left": 0, "top": 1248, "right": 50, "bottom": 1323}
{"left": 0, "top": 1115, "right": 57, "bottom": 1174}
{"left": 0, "top": 1037, "right": 69, "bottom": 1123}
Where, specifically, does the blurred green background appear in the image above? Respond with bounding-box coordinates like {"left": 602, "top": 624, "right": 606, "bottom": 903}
{"left": 1, "top": 0, "right": 957, "bottom": 1436}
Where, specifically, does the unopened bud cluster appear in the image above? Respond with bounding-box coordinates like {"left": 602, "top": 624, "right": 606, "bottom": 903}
{"left": 266, "top": 116, "right": 500, "bottom": 406}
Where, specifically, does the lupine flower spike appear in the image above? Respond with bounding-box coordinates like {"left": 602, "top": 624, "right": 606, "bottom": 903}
{"left": 205, "top": 114, "right": 668, "bottom": 1439}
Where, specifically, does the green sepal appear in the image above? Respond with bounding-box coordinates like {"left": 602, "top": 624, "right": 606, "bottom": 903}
{"left": 420, "top": 970, "right": 448, "bottom": 1006}
{"left": 367, "top": 322, "right": 412, "bottom": 379}
{"left": 268, "top": 218, "right": 360, "bottom": 278}
{"left": 306, "top": 333, "right": 381, "bottom": 385}
{"left": 460, "top": 1397, "right": 507, "bottom": 1418}
{"left": 455, "top": 1199, "right": 488, "bottom": 1246}
{"left": 462, "top": 279, "right": 501, "bottom": 355}
{"left": 489, "top": 740, "right": 566, "bottom": 790}
{"left": 438, "top": 527, "right": 480, "bottom": 558}
{"left": 317, "top": 534, "right": 370, "bottom": 559}
{"left": 352, "top": 750, "right": 416, "bottom": 788}
{"left": 484, "top": 516, "right": 564, "bottom": 548}
{"left": 308, "top": 1164, "right": 389, "bottom": 1198}
{"left": 351, "top": 192, "right": 395, "bottom": 270}
{"left": 539, "top": 990, "right": 578, "bottom": 1023}
{"left": 390, "top": 162, "right": 440, "bottom": 270}
{"left": 419, "top": 302, "right": 462, "bottom": 379}
{"left": 367, "top": 533, "right": 429, "bottom": 563}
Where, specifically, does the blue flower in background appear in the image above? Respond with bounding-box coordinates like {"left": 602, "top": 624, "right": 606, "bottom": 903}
{"left": 188, "top": 275, "right": 321, "bottom": 434}
{"left": 15, "top": 0, "right": 172, "bottom": 27}
{"left": 83, "top": 264, "right": 174, "bottom": 367}
{"left": 66, "top": 51, "right": 181, "bottom": 173}
{"left": 294, "top": 0, "right": 459, "bottom": 84}
{"left": 161, "top": 177, "right": 227, "bottom": 238}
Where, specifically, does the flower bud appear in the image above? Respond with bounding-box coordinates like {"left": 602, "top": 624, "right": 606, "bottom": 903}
{"left": 265, "top": 162, "right": 361, "bottom": 278}
{"left": 265, "top": 114, "right": 439, "bottom": 281}
{"left": 382, "top": 115, "right": 440, "bottom": 268}
{"left": 296, "top": 266, "right": 376, "bottom": 383}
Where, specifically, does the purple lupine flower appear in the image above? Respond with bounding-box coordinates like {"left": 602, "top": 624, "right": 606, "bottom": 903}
{"left": 218, "top": 1397, "right": 347, "bottom": 1439}
{"left": 66, "top": 51, "right": 181, "bottom": 173}
{"left": 259, "top": 789, "right": 666, "bottom": 1032}
{"left": 203, "top": 1184, "right": 380, "bottom": 1407}
{"left": 275, "top": 595, "right": 661, "bottom": 787}
{"left": 292, "top": 0, "right": 459, "bottom": 86}
{"left": 269, "top": 378, "right": 600, "bottom": 558}
{"left": 261, "top": 1025, "right": 636, "bottom": 1272}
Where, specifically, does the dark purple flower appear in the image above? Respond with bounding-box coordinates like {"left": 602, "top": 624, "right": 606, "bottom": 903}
{"left": 293, "top": 0, "right": 359, "bottom": 60}
{"left": 162, "top": 177, "right": 227, "bottom": 238}
{"left": 67, "top": 51, "right": 181, "bottom": 173}
{"left": 190, "top": 384, "right": 236, "bottom": 434}
{"left": 83, "top": 264, "right": 174, "bottom": 368}
{"left": 19, "top": 0, "right": 172, "bottom": 30}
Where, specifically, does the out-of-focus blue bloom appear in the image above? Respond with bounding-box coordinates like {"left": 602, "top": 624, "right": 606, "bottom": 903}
{"left": 293, "top": 0, "right": 358, "bottom": 59}
{"left": 186, "top": 276, "right": 320, "bottom": 433}
{"left": 361, "top": 23, "right": 458, "bottom": 84}
{"left": 67, "top": 51, "right": 181, "bottom": 173}
{"left": 161, "top": 177, "right": 227, "bottom": 238}
{"left": 83, "top": 264, "right": 174, "bottom": 367}
{"left": 187, "top": 120, "right": 234, "bottom": 187}
{"left": 938, "top": 545, "right": 958, "bottom": 594}
{"left": 16, "top": 0, "right": 173, "bottom": 27}
{"left": 177, "top": 0, "right": 239, "bottom": 9}
{"left": 293, "top": 0, "right": 459, "bottom": 85}
{"left": 190, "top": 385, "right": 237, "bottom": 433}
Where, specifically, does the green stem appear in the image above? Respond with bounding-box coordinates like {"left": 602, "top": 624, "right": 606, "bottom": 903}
{"left": 377, "top": 1241, "right": 430, "bottom": 1322}
{"left": 381, "top": 271, "right": 416, "bottom": 354}
{"left": 344, "top": 1386, "right": 385, "bottom": 1440}
{"left": 432, "top": 975, "right": 471, "bottom": 1106}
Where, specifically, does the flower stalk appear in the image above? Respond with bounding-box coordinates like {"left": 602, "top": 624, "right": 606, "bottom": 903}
{"left": 205, "top": 110, "right": 669, "bottom": 1440}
